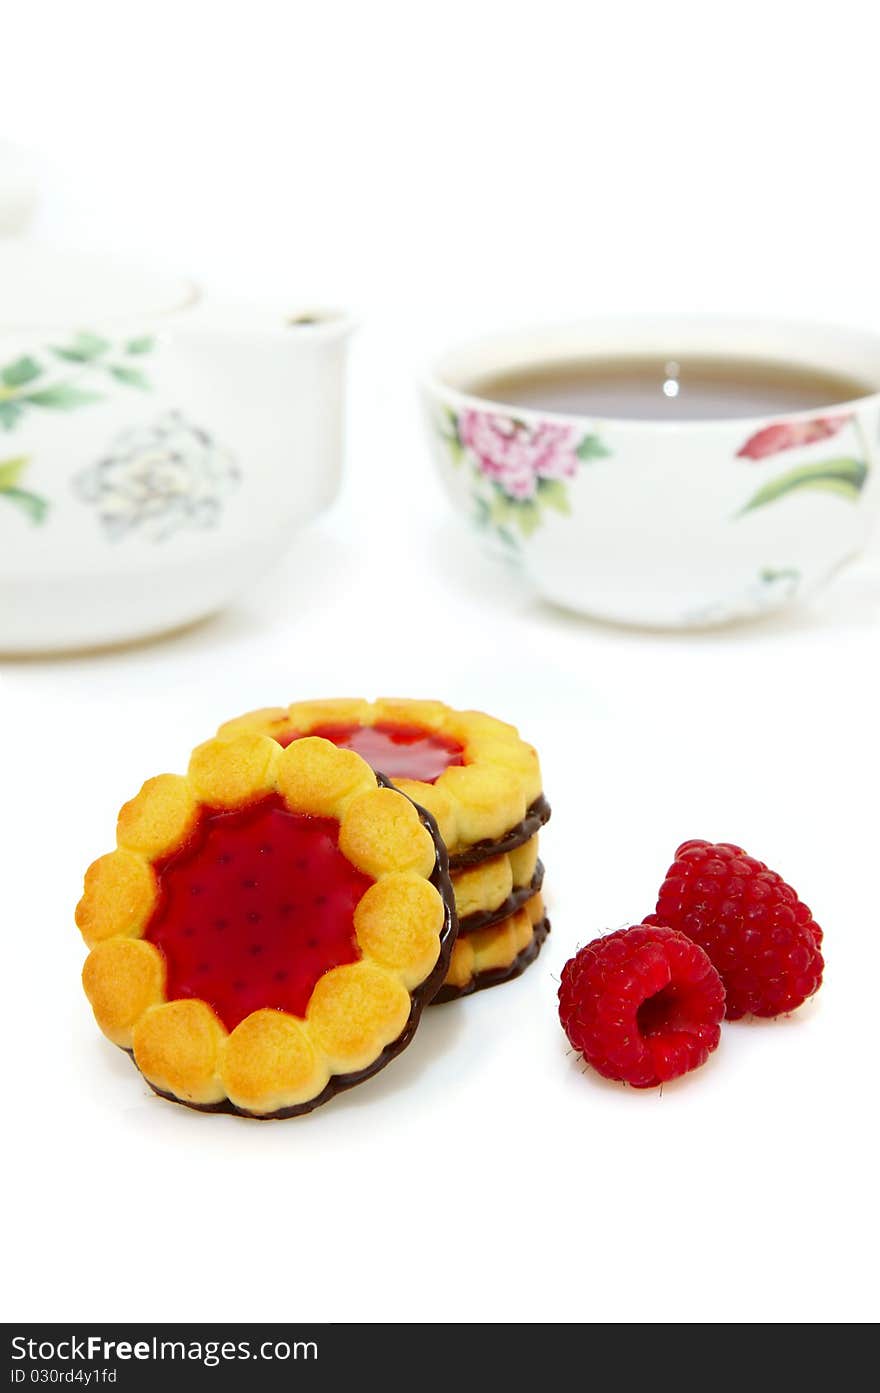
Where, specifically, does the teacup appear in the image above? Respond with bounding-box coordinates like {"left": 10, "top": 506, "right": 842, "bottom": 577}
{"left": 421, "top": 316, "right": 880, "bottom": 627}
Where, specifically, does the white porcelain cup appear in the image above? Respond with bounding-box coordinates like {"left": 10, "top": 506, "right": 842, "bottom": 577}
{"left": 422, "top": 316, "right": 880, "bottom": 627}
{"left": 0, "top": 244, "right": 353, "bottom": 652}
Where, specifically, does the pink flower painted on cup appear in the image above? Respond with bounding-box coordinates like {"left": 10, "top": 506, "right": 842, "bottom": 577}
{"left": 444, "top": 406, "right": 609, "bottom": 543}
{"left": 737, "top": 414, "right": 851, "bottom": 461}
{"left": 459, "top": 409, "right": 581, "bottom": 501}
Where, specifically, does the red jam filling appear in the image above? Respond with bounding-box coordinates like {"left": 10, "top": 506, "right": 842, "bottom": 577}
{"left": 277, "top": 721, "right": 465, "bottom": 783}
{"left": 145, "top": 797, "right": 371, "bottom": 1030}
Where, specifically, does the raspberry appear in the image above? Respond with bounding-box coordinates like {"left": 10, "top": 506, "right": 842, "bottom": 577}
{"left": 645, "top": 840, "right": 824, "bottom": 1019}
{"left": 558, "top": 925, "right": 725, "bottom": 1088}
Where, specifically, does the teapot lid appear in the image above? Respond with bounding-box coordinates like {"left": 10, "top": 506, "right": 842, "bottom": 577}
{"left": 0, "top": 243, "right": 197, "bottom": 331}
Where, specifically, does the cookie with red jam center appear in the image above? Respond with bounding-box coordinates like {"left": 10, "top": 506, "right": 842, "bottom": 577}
{"left": 216, "top": 697, "right": 549, "bottom": 860}
{"left": 145, "top": 799, "right": 371, "bottom": 1030}
{"left": 77, "top": 734, "right": 456, "bottom": 1118}
{"left": 277, "top": 720, "right": 466, "bottom": 783}
{"left": 215, "top": 699, "right": 553, "bottom": 999}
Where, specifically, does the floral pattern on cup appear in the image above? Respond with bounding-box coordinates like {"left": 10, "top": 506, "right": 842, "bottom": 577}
{"left": 735, "top": 413, "right": 870, "bottom": 517}
{"left": 682, "top": 567, "right": 802, "bottom": 627}
{"left": 737, "top": 415, "right": 850, "bottom": 460}
{"left": 443, "top": 406, "right": 609, "bottom": 544}
{"left": 74, "top": 411, "right": 239, "bottom": 542}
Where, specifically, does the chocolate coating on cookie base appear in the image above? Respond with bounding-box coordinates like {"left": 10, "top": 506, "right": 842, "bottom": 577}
{"left": 448, "top": 795, "right": 551, "bottom": 871}
{"left": 132, "top": 780, "right": 459, "bottom": 1119}
{"left": 431, "top": 916, "right": 550, "bottom": 1005}
{"left": 457, "top": 860, "right": 545, "bottom": 936}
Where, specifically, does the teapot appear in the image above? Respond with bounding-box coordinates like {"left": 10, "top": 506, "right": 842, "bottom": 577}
{"left": 0, "top": 243, "right": 352, "bottom": 651}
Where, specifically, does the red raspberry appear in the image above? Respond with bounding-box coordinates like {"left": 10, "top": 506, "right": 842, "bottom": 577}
{"left": 645, "top": 840, "right": 824, "bottom": 1019}
{"left": 558, "top": 925, "right": 725, "bottom": 1088}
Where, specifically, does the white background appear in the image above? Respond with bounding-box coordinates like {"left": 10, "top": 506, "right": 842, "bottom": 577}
{"left": 2, "top": 0, "right": 879, "bottom": 1325}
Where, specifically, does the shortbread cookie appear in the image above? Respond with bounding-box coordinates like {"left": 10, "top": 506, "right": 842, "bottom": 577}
{"left": 446, "top": 796, "right": 551, "bottom": 871}
{"left": 77, "top": 735, "right": 456, "bottom": 1118}
{"left": 451, "top": 834, "right": 540, "bottom": 920}
{"left": 434, "top": 892, "right": 550, "bottom": 1003}
{"left": 456, "top": 857, "right": 544, "bottom": 935}
{"left": 216, "top": 699, "right": 548, "bottom": 859}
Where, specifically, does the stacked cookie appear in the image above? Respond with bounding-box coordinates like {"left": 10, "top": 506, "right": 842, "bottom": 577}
{"left": 436, "top": 808, "right": 549, "bottom": 1002}
{"left": 216, "top": 699, "right": 551, "bottom": 1001}
{"left": 75, "top": 698, "right": 550, "bottom": 1118}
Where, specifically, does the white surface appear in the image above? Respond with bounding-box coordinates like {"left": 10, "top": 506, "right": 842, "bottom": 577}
{"left": 3, "top": 0, "right": 879, "bottom": 1326}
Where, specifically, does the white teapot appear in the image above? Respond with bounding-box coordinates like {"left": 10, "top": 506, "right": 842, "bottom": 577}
{"left": 0, "top": 244, "right": 352, "bottom": 651}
